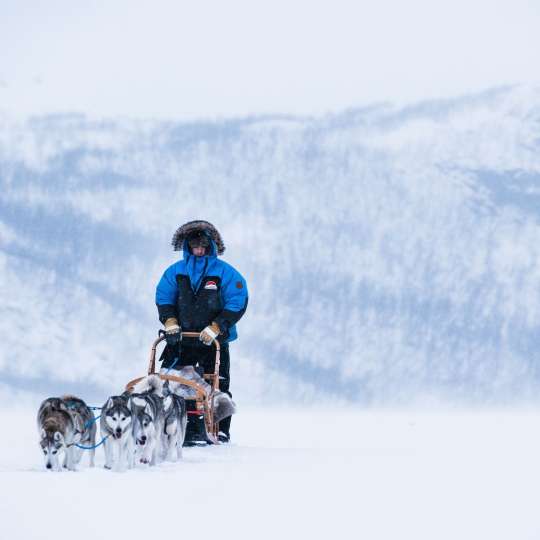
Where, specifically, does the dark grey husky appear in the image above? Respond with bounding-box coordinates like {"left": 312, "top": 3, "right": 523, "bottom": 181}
{"left": 130, "top": 375, "right": 166, "bottom": 465}
{"left": 37, "top": 395, "right": 96, "bottom": 471}
{"left": 161, "top": 382, "right": 187, "bottom": 461}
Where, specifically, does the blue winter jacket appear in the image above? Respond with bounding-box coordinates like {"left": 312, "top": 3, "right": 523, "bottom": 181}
{"left": 155, "top": 238, "right": 248, "bottom": 342}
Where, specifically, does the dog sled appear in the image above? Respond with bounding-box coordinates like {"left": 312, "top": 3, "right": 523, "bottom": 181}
{"left": 126, "top": 332, "right": 222, "bottom": 446}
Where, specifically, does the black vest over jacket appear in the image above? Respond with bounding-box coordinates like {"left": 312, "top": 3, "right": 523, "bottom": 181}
{"left": 176, "top": 274, "right": 224, "bottom": 335}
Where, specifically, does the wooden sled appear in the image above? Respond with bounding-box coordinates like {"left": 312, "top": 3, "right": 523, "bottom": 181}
{"left": 125, "top": 332, "right": 221, "bottom": 445}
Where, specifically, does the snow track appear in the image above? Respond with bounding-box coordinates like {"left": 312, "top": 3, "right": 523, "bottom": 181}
{"left": 1, "top": 407, "right": 539, "bottom": 540}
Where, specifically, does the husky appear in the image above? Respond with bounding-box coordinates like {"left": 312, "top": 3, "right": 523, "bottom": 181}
{"left": 130, "top": 375, "right": 165, "bottom": 465}
{"left": 100, "top": 394, "right": 133, "bottom": 472}
{"left": 161, "top": 381, "right": 187, "bottom": 461}
{"left": 37, "top": 395, "right": 96, "bottom": 471}
{"left": 62, "top": 395, "right": 97, "bottom": 466}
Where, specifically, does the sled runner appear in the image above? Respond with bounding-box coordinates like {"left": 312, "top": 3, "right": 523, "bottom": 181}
{"left": 125, "top": 332, "right": 221, "bottom": 446}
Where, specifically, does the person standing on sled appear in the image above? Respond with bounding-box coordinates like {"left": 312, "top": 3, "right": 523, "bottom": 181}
{"left": 155, "top": 220, "right": 248, "bottom": 443}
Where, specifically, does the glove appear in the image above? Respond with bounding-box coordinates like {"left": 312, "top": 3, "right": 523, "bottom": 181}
{"left": 199, "top": 322, "right": 220, "bottom": 346}
{"left": 164, "top": 318, "right": 182, "bottom": 347}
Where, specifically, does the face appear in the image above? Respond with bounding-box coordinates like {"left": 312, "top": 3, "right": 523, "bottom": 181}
{"left": 133, "top": 409, "right": 155, "bottom": 446}
{"left": 105, "top": 407, "right": 131, "bottom": 440}
{"left": 188, "top": 234, "right": 210, "bottom": 256}
{"left": 40, "top": 430, "right": 64, "bottom": 471}
{"left": 191, "top": 245, "right": 206, "bottom": 256}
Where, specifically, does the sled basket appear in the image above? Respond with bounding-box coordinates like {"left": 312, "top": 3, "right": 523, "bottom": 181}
{"left": 125, "top": 332, "right": 221, "bottom": 445}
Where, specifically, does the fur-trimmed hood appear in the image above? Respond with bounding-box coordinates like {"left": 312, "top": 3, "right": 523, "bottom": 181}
{"left": 171, "top": 220, "right": 225, "bottom": 255}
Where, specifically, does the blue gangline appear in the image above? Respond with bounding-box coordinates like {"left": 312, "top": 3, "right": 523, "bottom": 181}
{"left": 75, "top": 435, "right": 109, "bottom": 450}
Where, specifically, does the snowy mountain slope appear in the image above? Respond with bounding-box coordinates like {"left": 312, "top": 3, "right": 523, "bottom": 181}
{"left": 1, "top": 85, "right": 540, "bottom": 404}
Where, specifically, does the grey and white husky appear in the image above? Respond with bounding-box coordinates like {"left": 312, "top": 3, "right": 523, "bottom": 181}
{"left": 161, "top": 381, "right": 187, "bottom": 461}
{"left": 100, "top": 394, "right": 133, "bottom": 472}
{"left": 37, "top": 395, "right": 96, "bottom": 471}
{"left": 130, "top": 375, "right": 165, "bottom": 465}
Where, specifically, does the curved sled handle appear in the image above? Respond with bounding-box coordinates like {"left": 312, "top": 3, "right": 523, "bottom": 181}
{"left": 126, "top": 374, "right": 207, "bottom": 400}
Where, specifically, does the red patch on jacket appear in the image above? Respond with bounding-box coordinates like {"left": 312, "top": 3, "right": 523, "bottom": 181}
{"left": 236, "top": 281, "right": 243, "bottom": 289}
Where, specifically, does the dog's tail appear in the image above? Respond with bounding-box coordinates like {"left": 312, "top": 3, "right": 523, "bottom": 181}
{"left": 133, "top": 374, "right": 164, "bottom": 396}
{"left": 212, "top": 392, "right": 236, "bottom": 423}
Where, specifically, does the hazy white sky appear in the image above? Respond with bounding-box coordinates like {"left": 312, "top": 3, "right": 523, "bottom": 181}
{"left": 1, "top": 0, "right": 539, "bottom": 120}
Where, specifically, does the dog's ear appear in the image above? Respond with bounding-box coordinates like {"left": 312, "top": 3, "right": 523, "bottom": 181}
{"left": 144, "top": 403, "right": 153, "bottom": 419}
{"left": 53, "top": 431, "right": 63, "bottom": 442}
{"left": 106, "top": 398, "right": 114, "bottom": 410}
{"left": 163, "top": 396, "right": 172, "bottom": 412}
{"left": 40, "top": 428, "right": 46, "bottom": 440}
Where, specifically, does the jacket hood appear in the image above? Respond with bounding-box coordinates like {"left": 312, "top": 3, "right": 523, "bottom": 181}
{"left": 171, "top": 220, "right": 225, "bottom": 255}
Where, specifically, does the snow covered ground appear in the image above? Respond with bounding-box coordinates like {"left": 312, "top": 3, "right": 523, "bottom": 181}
{"left": 1, "top": 406, "right": 540, "bottom": 540}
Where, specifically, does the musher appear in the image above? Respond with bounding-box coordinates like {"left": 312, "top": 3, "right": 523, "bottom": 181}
{"left": 155, "top": 220, "right": 248, "bottom": 442}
